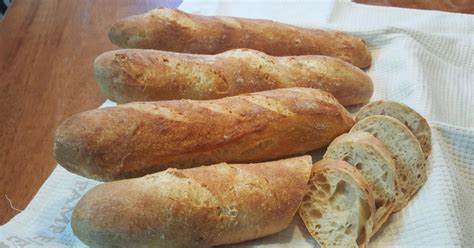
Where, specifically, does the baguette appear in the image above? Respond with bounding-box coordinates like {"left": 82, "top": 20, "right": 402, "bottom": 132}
{"left": 299, "top": 160, "right": 376, "bottom": 248}
{"left": 94, "top": 49, "right": 374, "bottom": 105}
{"left": 54, "top": 88, "right": 354, "bottom": 181}
{"left": 351, "top": 115, "right": 426, "bottom": 211}
{"left": 71, "top": 156, "right": 313, "bottom": 247}
{"left": 108, "top": 8, "right": 372, "bottom": 68}
{"left": 324, "top": 131, "right": 399, "bottom": 234}
{"left": 355, "top": 100, "right": 432, "bottom": 158}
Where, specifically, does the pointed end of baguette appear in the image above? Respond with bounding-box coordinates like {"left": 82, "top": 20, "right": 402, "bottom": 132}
{"left": 109, "top": 16, "right": 147, "bottom": 48}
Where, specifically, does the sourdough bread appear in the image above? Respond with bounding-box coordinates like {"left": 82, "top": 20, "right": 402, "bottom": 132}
{"left": 299, "top": 160, "right": 376, "bottom": 248}
{"left": 324, "top": 131, "right": 399, "bottom": 234}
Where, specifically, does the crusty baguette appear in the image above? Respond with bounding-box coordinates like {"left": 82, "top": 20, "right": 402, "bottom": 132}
{"left": 355, "top": 100, "right": 432, "bottom": 158}
{"left": 324, "top": 131, "right": 399, "bottom": 234}
{"left": 108, "top": 8, "right": 372, "bottom": 68}
{"left": 72, "top": 156, "right": 313, "bottom": 247}
{"left": 54, "top": 88, "right": 354, "bottom": 181}
{"left": 299, "top": 160, "right": 376, "bottom": 248}
{"left": 351, "top": 115, "right": 426, "bottom": 211}
{"left": 94, "top": 49, "right": 374, "bottom": 105}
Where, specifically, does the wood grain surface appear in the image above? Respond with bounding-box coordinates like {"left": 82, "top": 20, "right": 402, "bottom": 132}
{"left": 0, "top": 0, "right": 181, "bottom": 225}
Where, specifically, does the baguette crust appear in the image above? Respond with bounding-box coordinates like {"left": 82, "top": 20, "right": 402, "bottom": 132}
{"left": 54, "top": 88, "right": 354, "bottom": 181}
{"left": 72, "top": 156, "right": 313, "bottom": 247}
{"left": 108, "top": 8, "right": 372, "bottom": 68}
{"left": 94, "top": 49, "right": 373, "bottom": 105}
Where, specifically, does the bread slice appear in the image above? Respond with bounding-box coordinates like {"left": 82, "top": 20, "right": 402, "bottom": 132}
{"left": 355, "top": 100, "right": 431, "bottom": 158}
{"left": 351, "top": 115, "right": 426, "bottom": 211}
{"left": 299, "top": 160, "right": 376, "bottom": 248}
{"left": 324, "top": 131, "right": 399, "bottom": 234}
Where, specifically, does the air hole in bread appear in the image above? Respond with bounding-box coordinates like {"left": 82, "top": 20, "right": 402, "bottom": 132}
{"left": 344, "top": 224, "right": 354, "bottom": 235}
{"left": 315, "top": 224, "right": 321, "bottom": 229}
{"left": 316, "top": 190, "right": 325, "bottom": 198}
{"left": 401, "top": 174, "right": 407, "bottom": 181}
{"left": 375, "top": 199, "right": 384, "bottom": 209}
{"left": 417, "top": 174, "right": 421, "bottom": 179}
{"left": 342, "top": 155, "right": 352, "bottom": 162}
{"left": 310, "top": 209, "right": 322, "bottom": 218}
{"left": 303, "top": 195, "right": 311, "bottom": 202}
{"left": 360, "top": 199, "right": 371, "bottom": 221}
{"left": 333, "top": 180, "right": 347, "bottom": 197}
{"left": 382, "top": 171, "right": 388, "bottom": 181}
{"left": 314, "top": 174, "right": 328, "bottom": 184}
{"left": 320, "top": 183, "right": 330, "bottom": 193}
{"left": 355, "top": 162, "right": 363, "bottom": 170}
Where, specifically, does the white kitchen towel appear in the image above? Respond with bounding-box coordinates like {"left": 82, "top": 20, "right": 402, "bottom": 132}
{"left": 1, "top": 0, "right": 473, "bottom": 247}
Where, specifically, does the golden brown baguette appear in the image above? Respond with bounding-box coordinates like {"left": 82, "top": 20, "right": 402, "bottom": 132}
{"left": 94, "top": 49, "right": 374, "bottom": 105}
{"left": 108, "top": 8, "right": 372, "bottom": 68}
{"left": 72, "top": 156, "right": 313, "bottom": 247}
{"left": 54, "top": 88, "right": 354, "bottom": 181}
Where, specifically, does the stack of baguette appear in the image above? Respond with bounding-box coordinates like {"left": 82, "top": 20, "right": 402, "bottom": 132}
{"left": 52, "top": 8, "right": 431, "bottom": 248}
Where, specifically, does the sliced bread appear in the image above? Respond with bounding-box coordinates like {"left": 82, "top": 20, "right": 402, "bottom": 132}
{"left": 299, "top": 160, "right": 376, "bottom": 248}
{"left": 351, "top": 115, "right": 426, "bottom": 211}
{"left": 324, "top": 131, "right": 399, "bottom": 234}
{"left": 355, "top": 100, "right": 431, "bottom": 158}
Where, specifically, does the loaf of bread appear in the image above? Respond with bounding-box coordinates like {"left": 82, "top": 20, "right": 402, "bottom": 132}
{"left": 54, "top": 88, "right": 354, "bottom": 181}
{"left": 94, "top": 49, "right": 374, "bottom": 105}
{"left": 108, "top": 8, "right": 372, "bottom": 68}
{"left": 299, "top": 160, "right": 376, "bottom": 248}
{"left": 72, "top": 156, "right": 313, "bottom": 247}
{"left": 351, "top": 115, "right": 426, "bottom": 211}
{"left": 355, "top": 100, "right": 432, "bottom": 158}
{"left": 324, "top": 131, "right": 399, "bottom": 234}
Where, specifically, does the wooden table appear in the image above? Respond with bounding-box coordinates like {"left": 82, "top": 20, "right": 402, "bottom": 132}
{"left": 0, "top": 0, "right": 470, "bottom": 227}
{"left": 0, "top": 0, "right": 181, "bottom": 225}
